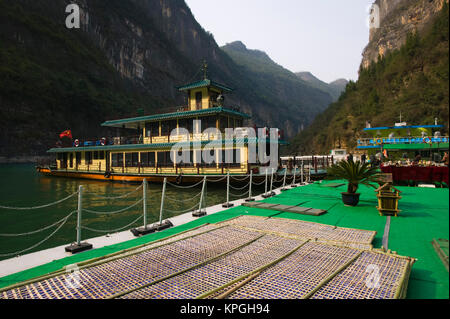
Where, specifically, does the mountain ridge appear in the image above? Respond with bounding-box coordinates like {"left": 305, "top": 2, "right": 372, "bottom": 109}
{"left": 0, "top": 0, "right": 337, "bottom": 157}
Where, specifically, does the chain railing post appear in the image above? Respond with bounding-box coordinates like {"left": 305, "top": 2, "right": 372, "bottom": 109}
{"left": 291, "top": 166, "right": 298, "bottom": 188}
{"left": 281, "top": 166, "right": 288, "bottom": 191}
{"left": 245, "top": 170, "right": 255, "bottom": 202}
{"left": 262, "top": 168, "right": 269, "bottom": 198}
{"left": 301, "top": 160, "right": 304, "bottom": 185}
{"left": 65, "top": 185, "right": 92, "bottom": 254}
{"left": 143, "top": 179, "right": 148, "bottom": 228}
{"left": 269, "top": 168, "right": 275, "bottom": 196}
{"left": 193, "top": 176, "right": 207, "bottom": 217}
{"left": 76, "top": 185, "right": 82, "bottom": 245}
{"left": 223, "top": 171, "right": 234, "bottom": 208}
{"left": 159, "top": 178, "right": 166, "bottom": 225}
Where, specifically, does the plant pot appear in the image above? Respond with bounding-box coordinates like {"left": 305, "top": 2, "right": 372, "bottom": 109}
{"left": 341, "top": 192, "right": 361, "bottom": 206}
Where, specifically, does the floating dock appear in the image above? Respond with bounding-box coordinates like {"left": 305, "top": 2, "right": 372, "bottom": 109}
{"left": 0, "top": 180, "right": 448, "bottom": 299}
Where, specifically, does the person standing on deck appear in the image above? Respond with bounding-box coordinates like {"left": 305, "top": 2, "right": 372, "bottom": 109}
{"left": 347, "top": 153, "right": 354, "bottom": 162}
{"left": 361, "top": 153, "right": 366, "bottom": 164}
{"left": 442, "top": 152, "right": 449, "bottom": 166}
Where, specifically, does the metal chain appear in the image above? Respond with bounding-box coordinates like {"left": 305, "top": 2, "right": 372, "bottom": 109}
{"left": 252, "top": 179, "right": 266, "bottom": 186}
{"left": 230, "top": 175, "right": 249, "bottom": 182}
{"left": 81, "top": 214, "right": 144, "bottom": 234}
{"left": 0, "top": 213, "right": 73, "bottom": 257}
{"left": 164, "top": 191, "right": 202, "bottom": 203}
{"left": 229, "top": 190, "right": 250, "bottom": 198}
{"left": 167, "top": 179, "right": 204, "bottom": 189}
{"left": 229, "top": 182, "right": 250, "bottom": 191}
{"left": 83, "top": 199, "right": 143, "bottom": 215}
{"left": 86, "top": 184, "right": 143, "bottom": 200}
{"left": 164, "top": 202, "right": 200, "bottom": 215}
{"left": 0, "top": 192, "right": 79, "bottom": 210}
{"left": 0, "top": 211, "right": 76, "bottom": 237}
{"left": 207, "top": 176, "right": 227, "bottom": 183}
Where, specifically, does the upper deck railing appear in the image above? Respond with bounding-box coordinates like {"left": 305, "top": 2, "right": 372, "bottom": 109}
{"left": 357, "top": 136, "right": 449, "bottom": 147}
{"left": 55, "top": 127, "right": 278, "bottom": 150}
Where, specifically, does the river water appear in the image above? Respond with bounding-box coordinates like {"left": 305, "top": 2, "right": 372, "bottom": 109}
{"left": 0, "top": 164, "right": 266, "bottom": 261}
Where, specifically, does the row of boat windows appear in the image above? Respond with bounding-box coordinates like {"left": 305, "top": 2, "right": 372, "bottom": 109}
{"left": 144, "top": 116, "right": 244, "bottom": 136}
{"left": 57, "top": 149, "right": 242, "bottom": 167}
{"left": 57, "top": 151, "right": 105, "bottom": 164}
{"left": 111, "top": 150, "right": 242, "bottom": 168}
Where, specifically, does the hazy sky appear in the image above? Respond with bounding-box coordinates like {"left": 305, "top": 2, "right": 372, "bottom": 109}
{"left": 185, "top": 0, "right": 373, "bottom": 83}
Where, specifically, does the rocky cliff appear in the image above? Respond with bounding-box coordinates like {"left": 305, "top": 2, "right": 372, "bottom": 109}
{"left": 362, "top": 0, "right": 448, "bottom": 69}
{"left": 0, "top": 0, "right": 336, "bottom": 157}
{"left": 288, "top": 2, "right": 449, "bottom": 155}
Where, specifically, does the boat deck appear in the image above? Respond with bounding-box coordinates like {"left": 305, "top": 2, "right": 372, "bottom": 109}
{"left": 0, "top": 180, "right": 448, "bottom": 299}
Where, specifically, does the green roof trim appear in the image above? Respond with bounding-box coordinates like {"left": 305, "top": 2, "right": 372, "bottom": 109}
{"left": 47, "top": 138, "right": 289, "bottom": 153}
{"left": 101, "top": 107, "right": 250, "bottom": 128}
{"left": 177, "top": 79, "right": 233, "bottom": 92}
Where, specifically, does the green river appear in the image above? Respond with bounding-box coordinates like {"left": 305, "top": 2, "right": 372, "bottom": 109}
{"left": 0, "top": 164, "right": 266, "bottom": 261}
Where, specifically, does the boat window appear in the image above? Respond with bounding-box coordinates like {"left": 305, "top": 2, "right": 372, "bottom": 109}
{"left": 157, "top": 151, "right": 174, "bottom": 167}
{"left": 69, "top": 153, "right": 73, "bottom": 168}
{"left": 146, "top": 122, "right": 159, "bottom": 137}
{"left": 161, "top": 120, "right": 177, "bottom": 136}
{"left": 93, "top": 151, "right": 99, "bottom": 160}
{"left": 196, "top": 92, "right": 202, "bottom": 109}
{"left": 99, "top": 151, "right": 105, "bottom": 160}
{"left": 85, "top": 152, "right": 93, "bottom": 165}
{"left": 178, "top": 119, "right": 194, "bottom": 134}
{"left": 140, "top": 152, "right": 155, "bottom": 167}
{"left": 220, "top": 116, "right": 228, "bottom": 133}
{"left": 112, "top": 153, "right": 123, "bottom": 167}
{"left": 125, "top": 153, "right": 139, "bottom": 167}
{"left": 76, "top": 152, "right": 81, "bottom": 164}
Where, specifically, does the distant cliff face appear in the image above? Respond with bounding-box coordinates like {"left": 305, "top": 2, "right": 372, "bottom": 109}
{"left": 362, "top": 0, "right": 448, "bottom": 68}
{"left": 0, "top": 0, "right": 339, "bottom": 157}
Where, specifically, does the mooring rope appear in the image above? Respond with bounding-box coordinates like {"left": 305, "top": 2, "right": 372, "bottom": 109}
{"left": 0, "top": 192, "right": 79, "bottom": 210}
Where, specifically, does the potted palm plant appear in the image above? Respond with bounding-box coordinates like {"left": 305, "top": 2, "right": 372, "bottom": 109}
{"left": 327, "top": 160, "right": 381, "bottom": 206}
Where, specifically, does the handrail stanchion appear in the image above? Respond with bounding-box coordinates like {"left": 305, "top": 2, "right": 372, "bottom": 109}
{"left": 193, "top": 176, "right": 207, "bottom": 217}
{"left": 291, "top": 167, "right": 298, "bottom": 188}
{"left": 301, "top": 160, "right": 304, "bottom": 185}
{"left": 132, "top": 178, "right": 172, "bottom": 236}
{"left": 270, "top": 168, "right": 275, "bottom": 196}
{"left": 281, "top": 167, "right": 288, "bottom": 191}
{"left": 158, "top": 178, "right": 166, "bottom": 225}
{"left": 246, "top": 171, "right": 255, "bottom": 202}
{"left": 264, "top": 168, "right": 275, "bottom": 197}
{"left": 143, "top": 179, "right": 148, "bottom": 228}
{"left": 65, "top": 185, "right": 92, "bottom": 254}
{"left": 262, "top": 168, "right": 269, "bottom": 198}
{"left": 223, "top": 171, "right": 234, "bottom": 208}
{"left": 76, "top": 185, "right": 82, "bottom": 245}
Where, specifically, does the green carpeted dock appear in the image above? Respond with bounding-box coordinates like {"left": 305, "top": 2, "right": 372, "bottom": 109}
{"left": 0, "top": 180, "right": 448, "bottom": 299}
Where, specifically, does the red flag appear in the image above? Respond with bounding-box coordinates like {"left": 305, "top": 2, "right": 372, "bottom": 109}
{"left": 59, "top": 130, "right": 72, "bottom": 140}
